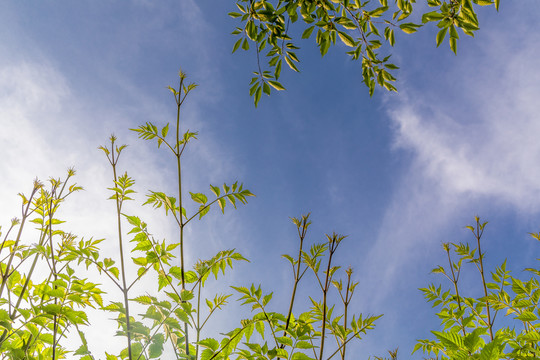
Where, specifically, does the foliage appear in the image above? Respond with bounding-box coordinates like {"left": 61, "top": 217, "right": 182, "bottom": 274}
{"left": 3, "top": 71, "right": 539, "bottom": 360}
{"left": 0, "top": 172, "right": 103, "bottom": 359}
{"left": 228, "top": 0, "right": 500, "bottom": 105}
{"left": 414, "top": 216, "right": 540, "bottom": 359}
{"left": 0, "top": 72, "right": 380, "bottom": 359}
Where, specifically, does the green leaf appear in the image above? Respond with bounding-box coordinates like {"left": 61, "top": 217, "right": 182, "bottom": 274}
{"left": 249, "top": 82, "right": 259, "bottom": 96}
{"left": 149, "top": 333, "right": 165, "bottom": 358}
{"left": 337, "top": 31, "right": 355, "bottom": 47}
{"left": 262, "top": 292, "right": 273, "bottom": 306}
{"left": 218, "top": 198, "right": 226, "bottom": 213}
{"left": 161, "top": 123, "right": 169, "bottom": 137}
{"left": 175, "top": 308, "right": 190, "bottom": 324}
{"left": 432, "top": 330, "right": 464, "bottom": 349}
{"left": 181, "top": 289, "right": 194, "bottom": 301}
{"left": 516, "top": 311, "right": 538, "bottom": 322}
{"left": 169, "top": 266, "right": 183, "bottom": 280}
{"left": 291, "top": 352, "right": 315, "bottom": 360}
{"left": 254, "top": 85, "right": 262, "bottom": 107}
{"left": 232, "top": 38, "right": 243, "bottom": 53}
{"left": 263, "top": 82, "right": 271, "bottom": 96}
{"left": 158, "top": 273, "right": 171, "bottom": 290}
{"left": 474, "top": 0, "right": 493, "bottom": 5}
{"left": 302, "top": 26, "right": 315, "bottom": 39}
{"left": 210, "top": 185, "right": 220, "bottom": 197}
{"left": 436, "top": 27, "right": 448, "bottom": 47}
{"left": 268, "top": 80, "right": 285, "bottom": 91}
{"left": 479, "top": 340, "right": 502, "bottom": 359}
{"left": 276, "top": 336, "right": 293, "bottom": 347}
{"left": 449, "top": 37, "right": 457, "bottom": 54}
{"left": 449, "top": 25, "right": 459, "bottom": 39}
{"left": 199, "top": 338, "right": 220, "bottom": 351}
{"left": 132, "top": 257, "right": 147, "bottom": 266}
{"left": 369, "top": 6, "right": 388, "bottom": 17}
{"left": 285, "top": 56, "right": 300, "bottom": 72}
{"left": 274, "top": 59, "right": 282, "bottom": 79}
{"left": 319, "top": 37, "right": 331, "bottom": 56}
{"left": 190, "top": 192, "right": 208, "bottom": 204}
{"left": 199, "top": 204, "right": 210, "bottom": 219}
{"left": 296, "top": 341, "right": 314, "bottom": 349}
{"left": 400, "top": 23, "right": 421, "bottom": 34}
{"left": 422, "top": 11, "right": 445, "bottom": 23}
{"left": 185, "top": 270, "right": 198, "bottom": 283}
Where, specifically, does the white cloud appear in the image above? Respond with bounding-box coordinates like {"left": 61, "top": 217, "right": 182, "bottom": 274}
{"left": 354, "top": 11, "right": 540, "bottom": 309}
{"left": 389, "top": 27, "right": 540, "bottom": 212}
{"left": 350, "top": 15, "right": 540, "bottom": 357}
{"left": 0, "top": 7, "right": 245, "bottom": 353}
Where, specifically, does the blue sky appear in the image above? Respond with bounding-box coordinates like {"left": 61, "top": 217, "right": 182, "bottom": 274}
{"left": 1, "top": 1, "right": 540, "bottom": 358}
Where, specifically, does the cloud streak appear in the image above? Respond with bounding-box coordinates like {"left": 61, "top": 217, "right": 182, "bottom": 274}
{"left": 351, "top": 15, "right": 540, "bottom": 357}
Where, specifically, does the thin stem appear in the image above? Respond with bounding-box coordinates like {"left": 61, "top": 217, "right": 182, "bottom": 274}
{"left": 0, "top": 220, "right": 17, "bottom": 258}
{"left": 278, "top": 214, "right": 310, "bottom": 360}
{"left": 11, "top": 253, "right": 40, "bottom": 320}
{"left": 103, "top": 136, "right": 133, "bottom": 360}
{"left": 325, "top": 322, "right": 374, "bottom": 360}
{"left": 0, "top": 184, "right": 39, "bottom": 298}
{"left": 208, "top": 319, "right": 265, "bottom": 360}
{"left": 11, "top": 212, "right": 50, "bottom": 320}
{"left": 126, "top": 266, "right": 151, "bottom": 292}
{"left": 175, "top": 75, "right": 190, "bottom": 356}
{"left": 319, "top": 235, "right": 338, "bottom": 360}
{"left": 134, "top": 298, "right": 185, "bottom": 360}
{"left": 284, "top": 216, "right": 309, "bottom": 330}
{"left": 445, "top": 244, "right": 466, "bottom": 337}
{"left": 113, "top": 143, "right": 133, "bottom": 360}
{"left": 78, "top": 256, "right": 123, "bottom": 291}
{"left": 48, "top": 182, "right": 59, "bottom": 360}
{"left": 341, "top": 269, "right": 352, "bottom": 360}
{"left": 196, "top": 281, "right": 202, "bottom": 358}
{"left": 473, "top": 218, "right": 494, "bottom": 340}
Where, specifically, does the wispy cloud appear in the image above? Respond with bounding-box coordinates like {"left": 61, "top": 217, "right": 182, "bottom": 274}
{"left": 351, "top": 16, "right": 540, "bottom": 357}
{"left": 390, "top": 39, "right": 540, "bottom": 212}
{"left": 0, "top": 1, "right": 248, "bottom": 355}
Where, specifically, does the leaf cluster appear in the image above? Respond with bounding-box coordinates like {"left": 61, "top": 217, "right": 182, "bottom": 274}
{"left": 415, "top": 217, "right": 540, "bottom": 359}
{"left": 229, "top": 0, "right": 499, "bottom": 105}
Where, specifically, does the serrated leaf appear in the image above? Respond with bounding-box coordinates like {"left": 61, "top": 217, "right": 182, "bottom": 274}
{"left": 292, "top": 352, "right": 315, "bottom": 360}
{"left": 276, "top": 336, "right": 293, "bottom": 347}
{"left": 161, "top": 123, "right": 169, "bottom": 137}
{"left": 516, "top": 311, "right": 538, "bottom": 322}
{"left": 190, "top": 192, "right": 208, "bottom": 204}
{"left": 199, "top": 204, "right": 210, "bottom": 219}
{"left": 149, "top": 334, "right": 165, "bottom": 358}
{"left": 296, "top": 340, "right": 314, "bottom": 349}
{"left": 422, "top": 11, "right": 445, "bottom": 23}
